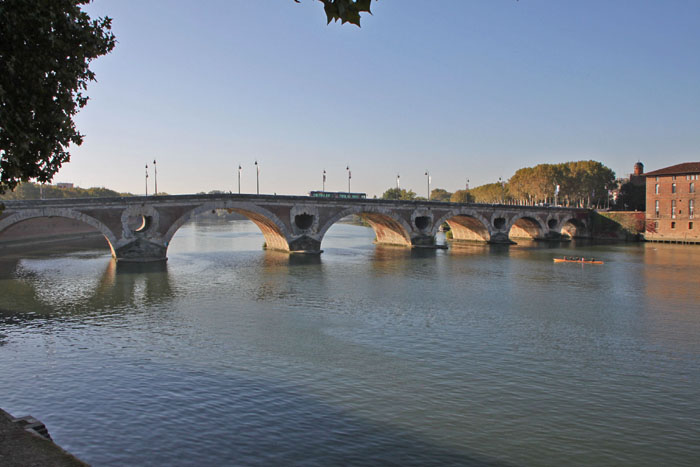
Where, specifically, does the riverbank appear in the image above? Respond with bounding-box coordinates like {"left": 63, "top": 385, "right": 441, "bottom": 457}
{"left": 0, "top": 217, "right": 108, "bottom": 252}
{"left": 0, "top": 409, "right": 86, "bottom": 466}
{"left": 590, "top": 210, "right": 645, "bottom": 241}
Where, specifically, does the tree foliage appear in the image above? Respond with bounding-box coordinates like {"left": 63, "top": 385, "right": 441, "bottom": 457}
{"left": 0, "top": 182, "right": 130, "bottom": 200}
{"left": 381, "top": 187, "right": 416, "bottom": 200}
{"left": 429, "top": 188, "right": 452, "bottom": 202}
{"left": 450, "top": 189, "right": 474, "bottom": 203}
{"left": 615, "top": 181, "right": 645, "bottom": 211}
{"left": 296, "top": 0, "right": 375, "bottom": 26}
{"left": 470, "top": 183, "right": 510, "bottom": 204}
{"left": 507, "top": 160, "right": 615, "bottom": 207}
{"left": 0, "top": 0, "right": 116, "bottom": 194}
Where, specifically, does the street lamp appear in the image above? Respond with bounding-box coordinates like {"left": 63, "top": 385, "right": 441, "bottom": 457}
{"left": 466, "top": 178, "right": 469, "bottom": 190}
{"left": 145, "top": 164, "right": 149, "bottom": 196}
{"left": 238, "top": 165, "right": 242, "bottom": 194}
{"left": 153, "top": 159, "right": 158, "bottom": 195}
{"left": 346, "top": 165, "right": 351, "bottom": 192}
{"left": 323, "top": 169, "right": 326, "bottom": 191}
{"left": 397, "top": 173, "right": 400, "bottom": 189}
{"left": 498, "top": 177, "right": 504, "bottom": 204}
{"left": 425, "top": 170, "right": 431, "bottom": 200}
{"left": 255, "top": 160, "right": 259, "bottom": 195}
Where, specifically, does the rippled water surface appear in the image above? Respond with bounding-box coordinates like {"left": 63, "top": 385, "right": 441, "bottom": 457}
{"left": 1, "top": 221, "right": 699, "bottom": 466}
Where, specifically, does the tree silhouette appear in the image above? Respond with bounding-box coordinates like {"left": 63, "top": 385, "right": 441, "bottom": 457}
{"left": 0, "top": 0, "right": 115, "bottom": 194}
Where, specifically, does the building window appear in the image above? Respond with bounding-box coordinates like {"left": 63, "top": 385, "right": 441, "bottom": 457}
{"left": 656, "top": 176, "right": 659, "bottom": 181}
{"left": 655, "top": 200, "right": 660, "bottom": 217}
{"left": 655, "top": 184, "right": 659, "bottom": 194}
{"left": 671, "top": 200, "right": 676, "bottom": 218}
{"left": 671, "top": 221, "right": 676, "bottom": 229}
{"left": 690, "top": 222, "right": 694, "bottom": 230}
{"left": 672, "top": 183, "right": 677, "bottom": 193}
{"left": 673, "top": 175, "right": 677, "bottom": 181}
{"left": 691, "top": 199, "right": 695, "bottom": 218}
{"left": 691, "top": 182, "right": 695, "bottom": 193}
{"left": 654, "top": 221, "right": 659, "bottom": 229}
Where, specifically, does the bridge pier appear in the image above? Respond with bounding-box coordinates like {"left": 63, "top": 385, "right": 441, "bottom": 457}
{"left": 487, "top": 232, "right": 516, "bottom": 244}
{"left": 541, "top": 231, "right": 568, "bottom": 241}
{"left": 287, "top": 235, "right": 323, "bottom": 254}
{"left": 114, "top": 238, "right": 168, "bottom": 263}
{"left": 410, "top": 234, "right": 447, "bottom": 249}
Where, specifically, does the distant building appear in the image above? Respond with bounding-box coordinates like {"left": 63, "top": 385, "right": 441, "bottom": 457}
{"left": 612, "top": 162, "right": 645, "bottom": 210}
{"left": 55, "top": 183, "right": 74, "bottom": 189}
{"left": 630, "top": 161, "right": 645, "bottom": 187}
{"left": 644, "top": 162, "right": 700, "bottom": 243}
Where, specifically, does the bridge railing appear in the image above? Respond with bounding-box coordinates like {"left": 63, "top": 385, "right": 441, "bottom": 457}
{"left": 2, "top": 194, "right": 590, "bottom": 212}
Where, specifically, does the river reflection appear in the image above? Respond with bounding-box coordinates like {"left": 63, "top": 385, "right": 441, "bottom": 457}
{"left": 1, "top": 220, "right": 699, "bottom": 466}
{"left": 0, "top": 254, "right": 174, "bottom": 321}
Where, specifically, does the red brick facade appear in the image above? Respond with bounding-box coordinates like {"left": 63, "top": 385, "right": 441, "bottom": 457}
{"left": 644, "top": 162, "right": 700, "bottom": 243}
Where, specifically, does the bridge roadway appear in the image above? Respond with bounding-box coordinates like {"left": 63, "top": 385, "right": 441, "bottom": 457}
{"left": 0, "top": 194, "right": 591, "bottom": 262}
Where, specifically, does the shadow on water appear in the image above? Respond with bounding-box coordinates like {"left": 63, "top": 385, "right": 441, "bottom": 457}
{"left": 115, "top": 260, "right": 169, "bottom": 275}
{"left": 287, "top": 253, "right": 323, "bottom": 266}
{"left": 58, "top": 361, "right": 512, "bottom": 467}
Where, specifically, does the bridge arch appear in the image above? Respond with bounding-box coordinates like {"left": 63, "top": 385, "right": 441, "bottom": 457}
{"left": 433, "top": 209, "right": 491, "bottom": 242}
{"left": 560, "top": 216, "right": 589, "bottom": 238}
{"left": 0, "top": 208, "right": 119, "bottom": 257}
{"left": 164, "top": 201, "right": 292, "bottom": 251}
{"left": 507, "top": 214, "right": 547, "bottom": 240}
{"left": 317, "top": 206, "right": 413, "bottom": 247}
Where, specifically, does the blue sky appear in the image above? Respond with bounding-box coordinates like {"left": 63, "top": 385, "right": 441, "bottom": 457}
{"left": 59, "top": 0, "right": 700, "bottom": 196}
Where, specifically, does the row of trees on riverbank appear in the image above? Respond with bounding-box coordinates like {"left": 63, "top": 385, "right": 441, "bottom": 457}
{"left": 381, "top": 160, "right": 616, "bottom": 208}
{"left": 0, "top": 182, "right": 129, "bottom": 200}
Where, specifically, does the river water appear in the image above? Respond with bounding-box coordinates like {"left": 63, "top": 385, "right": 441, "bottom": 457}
{"left": 1, "top": 220, "right": 699, "bottom": 466}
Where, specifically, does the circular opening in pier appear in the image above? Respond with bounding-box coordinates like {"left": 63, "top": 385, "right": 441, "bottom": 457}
{"left": 548, "top": 219, "right": 558, "bottom": 229}
{"left": 414, "top": 216, "right": 430, "bottom": 231}
{"left": 127, "top": 215, "right": 151, "bottom": 233}
{"left": 493, "top": 217, "right": 506, "bottom": 229}
{"left": 294, "top": 213, "right": 314, "bottom": 231}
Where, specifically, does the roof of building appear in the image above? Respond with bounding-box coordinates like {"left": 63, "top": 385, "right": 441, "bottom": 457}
{"left": 643, "top": 162, "right": 700, "bottom": 177}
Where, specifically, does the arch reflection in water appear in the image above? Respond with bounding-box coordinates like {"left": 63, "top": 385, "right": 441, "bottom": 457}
{"left": 0, "top": 254, "right": 174, "bottom": 321}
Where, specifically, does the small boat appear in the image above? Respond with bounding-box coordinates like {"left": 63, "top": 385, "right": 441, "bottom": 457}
{"left": 553, "top": 257, "right": 604, "bottom": 264}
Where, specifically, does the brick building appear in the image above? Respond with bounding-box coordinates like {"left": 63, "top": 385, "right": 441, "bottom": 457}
{"left": 644, "top": 162, "right": 700, "bottom": 243}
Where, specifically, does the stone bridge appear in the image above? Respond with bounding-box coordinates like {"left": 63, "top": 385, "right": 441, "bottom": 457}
{"left": 0, "top": 194, "right": 591, "bottom": 262}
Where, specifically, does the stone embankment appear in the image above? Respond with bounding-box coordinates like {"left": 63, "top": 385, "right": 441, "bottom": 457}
{"left": 0, "top": 217, "right": 106, "bottom": 251}
{"left": 590, "top": 211, "right": 646, "bottom": 241}
{"left": 0, "top": 408, "right": 86, "bottom": 466}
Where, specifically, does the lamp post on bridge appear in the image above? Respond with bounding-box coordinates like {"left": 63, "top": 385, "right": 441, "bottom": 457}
{"left": 397, "top": 173, "right": 400, "bottom": 189}
{"left": 425, "top": 170, "right": 431, "bottom": 200}
{"left": 153, "top": 159, "right": 158, "bottom": 195}
{"left": 238, "top": 165, "right": 242, "bottom": 194}
{"left": 346, "top": 165, "right": 351, "bottom": 193}
{"left": 498, "top": 177, "right": 503, "bottom": 204}
{"left": 323, "top": 169, "right": 326, "bottom": 191}
{"left": 145, "top": 164, "right": 149, "bottom": 196}
{"left": 255, "top": 160, "right": 259, "bottom": 195}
